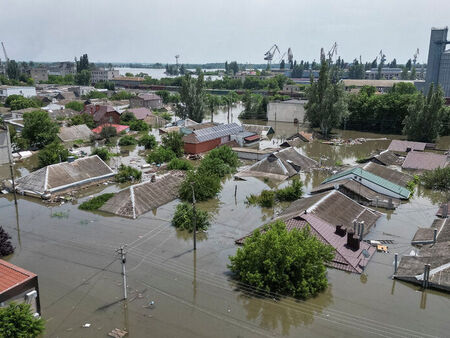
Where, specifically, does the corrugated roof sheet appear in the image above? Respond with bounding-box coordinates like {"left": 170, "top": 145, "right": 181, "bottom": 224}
{"left": 58, "top": 124, "right": 93, "bottom": 142}
{"left": 322, "top": 167, "right": 410, "bottom": 199}
{"left": 362, "top": 162, "right": 412, "bottom": 187}
{"left": 0, "top": 259, "right": 36, "bottom": 294}
{"left": 388, "top": 140, "right": 426, "bottom": 152}
{"left": 402, "top": 151, "right": 448, "bottom": 170}
{"left": 126, "top": 107, "right": 153, "bottom": 120}
{"left": 184, "top": 123, "right": 242, "bottom": 144}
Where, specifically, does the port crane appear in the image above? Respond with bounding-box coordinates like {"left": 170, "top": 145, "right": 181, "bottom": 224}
{"left": 327, "top": 42, "right": 338, "bottom": 61}
{"left": 175, "top": 55, "right": 180, "bottom": 67}
{"left": 264, "top": 44, "right": 280, "bottom": 67}
{"left": 413, "top": 48, "right": 419, "bottom": 65}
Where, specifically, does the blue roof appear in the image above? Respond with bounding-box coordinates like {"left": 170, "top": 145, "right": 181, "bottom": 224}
{"left": 322, "top": 167, "right": 410, "bottom": 199}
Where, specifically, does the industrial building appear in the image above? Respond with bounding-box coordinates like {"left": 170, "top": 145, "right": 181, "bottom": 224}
{"left": 425, "top": 27, "right": 450, "bottom": 98}
{"left": 90, "top": 68, "right": 120, "bottom": 84}
{"left": 267, "top": 99, "right": 306, "bottom": 123}
{"left": 0, "top": 86, "right": 37, "bottom": 98}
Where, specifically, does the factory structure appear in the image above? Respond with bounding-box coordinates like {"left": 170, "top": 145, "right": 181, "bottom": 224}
{"left": 425, "top": 27, "right": 450, "bottom": 98}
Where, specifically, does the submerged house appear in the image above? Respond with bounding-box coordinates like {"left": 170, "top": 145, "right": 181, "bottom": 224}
{"left": 241, "top": 124, "right": 275, "bottom": 139}
{"left": 402, "top": 151, "right": 448, "bottom": 171}
{"left": 58, "top": 124, "right": 93, "bottom": 143}
{"left": 236, "top": 147, "right": 317, "bottom": 181}
{"left": 321, "top": 166, "right": 411, "bottom": 200}
{"left": 387, "top": 140, "right": 428, "bottom": 153}
{"left": 358, "top": 150, "right": 403, "bottom": 166}
{"left": 15, "top": 155, "right": 115, "bottom": 199}
{"left": 183, "top": 123, "right": 242, "bottom": 154}
{"left": 100, "top": 172, "right": 185, "bottom": 219}
{"left": 361, "top": 162, "right": 412, "bottom": 187}
{"left": 237, "top": 190, "right": 381, "bottom": 273}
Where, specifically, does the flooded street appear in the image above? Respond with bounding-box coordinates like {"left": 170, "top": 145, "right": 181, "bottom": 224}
{"left": 1, "top": 107, "right": 450, "bottom": 337}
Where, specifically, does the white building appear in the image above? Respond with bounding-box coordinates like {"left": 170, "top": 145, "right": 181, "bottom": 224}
{"left": 267, "top": 99, "right": 307, "bottom": 123}
{"left": 0, "top": 86, "right": 37, "bottom": 98}
{"left": 91, "top": 68, "right": 120, "bottom": 84}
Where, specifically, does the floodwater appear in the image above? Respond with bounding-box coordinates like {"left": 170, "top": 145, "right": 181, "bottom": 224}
{"left": 1, "top": 107, "right": 450, "bottom": 337}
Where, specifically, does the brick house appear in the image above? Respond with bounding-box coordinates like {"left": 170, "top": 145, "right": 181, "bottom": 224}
{"left": 130, "top": 93, "right": 163, "bottom": 109}
{"left": 183, "top": 123, "right": 242, "bottom": 154}
{"left": 84, "top": 104, "right": 121, "bottom": 126}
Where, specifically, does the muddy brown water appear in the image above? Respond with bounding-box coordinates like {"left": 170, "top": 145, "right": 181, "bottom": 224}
{"left": 0, "top": 107, "right": 450, "bottom": 337}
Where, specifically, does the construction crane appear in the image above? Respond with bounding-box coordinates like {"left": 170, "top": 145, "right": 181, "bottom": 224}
{"left": 413, "top": 48, "right": 419, "bottom": 65}
{"left": 287, "top": 48, "right": 293, "bottom": 66}
{"left": 278, "top": 52, "right": 286, "bottom": 63}
{"left": 175, "top": 55, "right": 180, "bottom": 67}
{"left": 1, "top": 42, "right": 9, "bottom": 63}
{"left": 327, "top": 42, "right": 338, "bottom": 61}
{"left": 264, "top": 44, "right": 280, "bottom": 67}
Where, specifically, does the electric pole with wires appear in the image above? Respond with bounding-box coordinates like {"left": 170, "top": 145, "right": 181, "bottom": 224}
{"left": 191, "top": 182, "right": 197, "bottom": 250}
{"left": 116, "top": 245, "right": 128, "bottom": 299}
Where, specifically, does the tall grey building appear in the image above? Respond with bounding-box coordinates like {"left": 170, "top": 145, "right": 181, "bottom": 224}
{"left": 425, "top": 27, "right": 450, "bottom": 97}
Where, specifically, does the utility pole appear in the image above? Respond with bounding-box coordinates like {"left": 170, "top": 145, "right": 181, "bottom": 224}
{"left": 5, "top": 125, "right": 17, "bottom": 205}
{"left": 191, "top": 183, "right": 197, "bottom": 250}
{"left": 117, "top": 246, "right": 128, "bottom": 299}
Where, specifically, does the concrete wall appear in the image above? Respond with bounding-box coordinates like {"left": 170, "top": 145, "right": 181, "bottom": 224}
{"left": 0, "top": 87, "right": 37, "bottom": 98}
{"left": 267, "top": 100, "right": 306, "bottom": 123}
{"left": 438, "top": 52, "right": 450, "bottom": 97}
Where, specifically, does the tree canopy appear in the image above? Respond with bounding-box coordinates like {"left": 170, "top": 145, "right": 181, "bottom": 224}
{"left": 22, "top": 110, "right": 59, "bottom": 148}
{"left": 228, "top": 220, "right": 334, "bottom": 299}
{"left": 0, "top": 303, "right": 45, "bottom": 338}
{"left": 38, "top": 141, "right": 70, "bottom": 168}
{"left": 172, "top": 202, "right": 210, "bottom": 232}
{"left": 177, "top": 74, "right": 206, "bottom": 122}
{"left": 161, "top": 131, "right": 184, "bottom": 157}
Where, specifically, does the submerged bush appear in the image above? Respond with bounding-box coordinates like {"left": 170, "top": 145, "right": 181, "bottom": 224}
{"left": 179, "top": 170, "right": 222, "bottom": 202}
{"left": 275, "top": 177, "right": 304, "bottom": 202}
{"left": 147, "top": 146, "right": 176, "bottom": 164}
{"left": 421, "top": 167, "right": 450, "bottom": 191}
{"left": 246, "top": 190, "right": 275, "bottom": 208}
{"left": 116, "top": 164, "right": 142, "bottom": 183}
{"left": 172, "top": 202, "right": 210, "bottom": 232}
{"left": 118, "top": 135, "right": 138, "bottom": 146}
{"left": 138, "top": 134, "right": 157, "bottom": 150}
{"left": 92, "top": 147, "right": 111, "bottom": 161}
{"left": 0, "top": 226, "right": 14, "bottom": 257}
{"left": 79, "top": 193, "right": 114, "bottom": 210}
{"left": 167, "top": 158, "right": 194, "bottom": 171}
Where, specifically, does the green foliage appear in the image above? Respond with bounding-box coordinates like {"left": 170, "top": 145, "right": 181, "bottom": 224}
{"left": 246, "top": 190, "right": 275, "bottom": 208}
{"left": 275, "top": 178, "right": 304, "bottom": 201}
{"left": 160, "top": 111, "right": 172, "bottom": 121}
{"left": 47, "top": 74, "right": 75, "bottom": 85}
{"left": 421, "top": 167, "right": 450, "bottom": 191}
{"left": 76, "top": 54, "right": 90, "bottom": 72}
{"left": 95, "top": 81, "right": 115, "bottom": 90}
{"left": 120, "top": 111, "right": 136, "bottom": 124}
{"left": 138, "top": 134, "right": 157, "bottom": 149}
{"left": 156, "top": 90, "right": 170, "bottom": 104}
{"left": 92, "top": 147, "right": 111, "bottom": 161}
{"left": 116, "top": 164, "right": 142, "bottom": 183}
{"left": 403, "top": 84, "right": 444, "bottom": 142}
{"left": 111, "top": 90, "right": 134, "bottom": 100}
{"left": 202, "top": 146, "right": 239, "bottom": 171}
{"left": 305, "top": 60, "right": 348, "bottom": 137}
{"left": 129, "top": 119, "right": 149, "bottom": 131}
{"left": 118, "top": 135, "right": 138, "bottom": 146}
{"left": 0, "top": 303, "right": 45, "bottom": 338}
{"left": 65, "top": 101, "right": 84, "bottom": 112}
{"left": 147, "top": 146, "right": 176, "bottom": 164}
{"left": 0, "top": 226, "right": 14, "bottom": 257}
{"left": 239, "top": 91, "right": 268, "bottom": 120}
{"left": 172, "top": 202, "right": 210, "bottom": 232}
{"left": 86, "top": 90, "right": 107, "bottom": 99}
{"left": 79, "top": 193, "right": 114, "bottom": 210}
{"left": 228, "top": 220, "right": 334, "bottom": 299}
{"left": 348, "top": 59, "right": 365, "bottom": 79}
{"left": 167, "top": 158, "right": 194, "bottom": 171}
{"left": 100, "top": 126, "right": 117, "bottom": 140}
{"left": 69, "top": 113, "right": 95, "bottom": 129}
{"left": 177, "top": 74, "right": 206, "bottom": 122}
{"left": 75, "top": 69, "right": 91, "bottom": 86}
{"left": 161, "top": 131, "right": 184, "bottom": 157}
{"left": 335, "top": 160, "right": 343, "bottom": 166}
{"left": 5, "top": 95, "right": 41, "bottom": 111}
{"left": 38, "top": 141, "right": 69, "bottom": 167}
{"left": 179, "top": 170, "right": 222, "bottom": 202}
{"left": 22, "top": 110, "right": 59, "bottom": 148}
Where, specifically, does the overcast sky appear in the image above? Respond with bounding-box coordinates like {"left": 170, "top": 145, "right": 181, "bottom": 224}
{"left": 1, "top": 0, "right": 449, "bottom": 65}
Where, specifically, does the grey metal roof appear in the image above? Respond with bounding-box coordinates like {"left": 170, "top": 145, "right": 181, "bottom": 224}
{"left": 193, "top": 123, "right": 242, "bottom": 143}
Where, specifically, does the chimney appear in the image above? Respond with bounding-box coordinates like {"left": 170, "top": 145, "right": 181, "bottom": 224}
{"left": 335, "top": 224, "right": 346, "bottom": 237}
{"left": 346, "top": 228, "right": 360, "bottom": 251}
{"left": 406, "top": 147, "right": 412, "bottom": 153}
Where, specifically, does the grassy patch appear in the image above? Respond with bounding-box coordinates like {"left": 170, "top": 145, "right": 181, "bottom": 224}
{"left": 79, "top": 193, "right": 114, "bottom": 211}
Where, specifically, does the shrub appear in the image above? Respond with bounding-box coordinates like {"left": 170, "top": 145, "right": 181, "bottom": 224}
{"left": 0, "top": 303, "right": 45, "bottom": 338}
{"left": 38, "top": 141, "right": 69, "bottom": 168}
{"left": 160, "top": 112, "right": 172, "bottom": 121}
{"left": 22, "top": 110, "right": 59, "bottom": 148}
{"left": 206, "top": 146, "right": 239, "bottom": 169}
{"left": 0, "top": 226, "right": 14, "bottom": 257}
{"left": 161, "top": 131, "right": 184, "bottom": 157}
{"left": 100, "top": 126, "right": 117, "bottom": 140}
{"left": 421, "top": 167, "right": 450, "bottom": 191}
{"left": 172, "top": 202, "right": 210, "bottom": 232}
{"left": 79, "top": 193, "right": 114, "bottom": 210}
{"left": 246, "top": 190, "right": 275, "bottom": 208}
{"left": 147, "top": 146, "right": 176, "bottom": 164}
{"left": 87, "top": 91, "right": 107, "bottom": 99}
{"left": 120, "top": 111, "right": 136, "bottom": 124}
{"left": 65, "top": 101, "right": 84, "bottom": 112}
{"left": 198, "top": 156, "right": 233, "bottom": 178}
{"left": 228, "top": 220, "right": 334, "bottom": 299}
{"left": 138, "top": 134, "right": 157, "bottom": 149}
{"left": 118, "top": 135, "right": 138, "bottom": 146}
{"left": 129, "top": 119, "right": 149, "bottom": 131}
{"left": 275, "top": 177, "right": 304, "bottom": 202}
{"left": 179, "top": 170, "right": 222, "bottom": 202}
{"left": 92, "top": 147, "right": 111, "bottom": 161}
{"left": 70, "top": 112, "right": 95, "bottom": 128}
{"left": 116, "top": 164, "right": 142, "bottom": 183}
{"left": 167, "top": 158, "right": 194, "bottom": 171}
{"left": 111, "top": 90, "right": 134, "bottom": 100}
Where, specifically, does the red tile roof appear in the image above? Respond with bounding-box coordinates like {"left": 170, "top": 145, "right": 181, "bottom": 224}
{"left": 92, "top": 124, "right": 129, "bottom": 134}
{"left": 402, "top": 151, "right": 448, "bottom": 170}
{"left": 0, "top": 260, "right": 36, "bottom": 294}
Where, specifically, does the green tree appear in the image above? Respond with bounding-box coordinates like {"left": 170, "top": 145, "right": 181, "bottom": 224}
{"left": 0, "top": 226, "right": 14, "bottom": 256}
{"left": 92, "top": 147, "right": 111, "bottom": 161}
{"left": 129, "top": 120, "right": 149, "bottom": 131}
{"left": 348, "top": 58, "right": 365, "bottom": 79}
{"left": 22, "top": 110, "right": 59, "bottom": 148}
{"left": 177, "top": 74, "right": 205, "bottom": 122}
{"left": 304, "top": 60, "right": 348, "bottom": 137}
{"left": 6, "top": 60, "right": 20, "bottom": 80}
{"left": 161, "top": 131, "right": 184, "bottom": 157}
{"left": 206, "top": 94, "right": 221, "bottom": 122}
{"left": 38, "top": 141, "right": 69, "bottom": 167}
{"left": 70, "top": 113, "right": 95, "bottom": 129}
{"left": 179, "top": 170, "right": 222, "bottom": 202}
{"left": 111, "top": 90, "right": 134, "bottom": 100}
{"left": 403, "top": 84, "right": 444, "bottom": 142}
{"left": 280, "top": 59, "right": 285, "bottom": 70}
{"left": 0, "top": 303, "right": 45, "bottom": 338}
{"left": 421, "top": 167, "right": 450, "bottom": 191}
{"left": 118, "top": 135, "right": 138, "bottom": 146}
{"left": 138, "top": 134, "right": 157, "bottom": 149}
{"left": 76, "top": 54, "right": 90, "bottom": 72}
{"left": 65, "top": 101, "right": 84, "bottom": 112}
{"left": 8, "top": 97, "right": 40, "bottom": 111}
{"left": 172, "top": 202, "right": 210, "bottom": 232}
{"left": 167, "top": 158, "right": 194, "bottom": 171}
{"left": 120, "top": 111, "right": 136, "bottom": 124}
{"left": 147, "top": 146, "right": 176, "bottom": 164}
{"left": 75, "top": 69, "right": 91, "bottom": 85}
{"left": 100, "top": 126, "right": 117, "bottom": 140}
{"left": 116, "top": 164, "right": 142, "bottom": 183}
{"left": 228, "top": 220, "right": 334, "bottom": 299}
